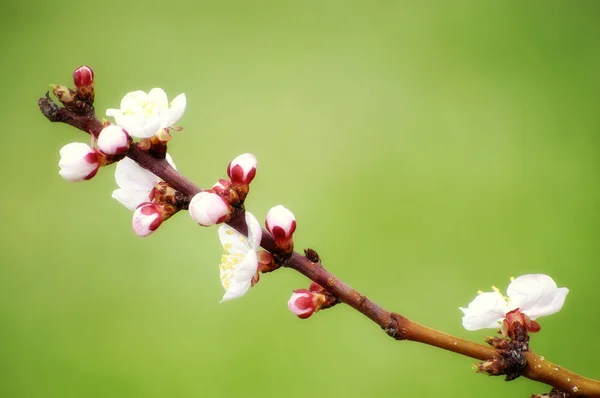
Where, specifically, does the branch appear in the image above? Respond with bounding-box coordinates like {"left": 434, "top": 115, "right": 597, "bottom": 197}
{"left": 38, "top": 95, "right": 600, "bottom": 397}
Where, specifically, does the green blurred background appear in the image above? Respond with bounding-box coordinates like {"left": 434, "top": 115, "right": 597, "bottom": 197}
{"left": 1, "top": 1, "right": 598, "bottom": 397}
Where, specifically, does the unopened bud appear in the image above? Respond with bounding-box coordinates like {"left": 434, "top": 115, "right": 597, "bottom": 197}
{"left": 266, "top": 205, "right": 296, "bottom": 246}
{"left": 98, "top": 125, "right": 130, "bottom": 155}
{"left": 227, "top": 153, "right": 257, "bottom": 185}
{"left": 132, "top": 202, "right": 163, "bottom": 237}
{"left": 288, "top": 289, "right": 322, "bottom": 319}
{"left": 189, "top": 191, "right": 230, "bottom": 226}
{"left": 58, "top": 142, "right": 100, "bottom": 181}
{"left": 73, "top": 65, "right": 94, "bottom": 89}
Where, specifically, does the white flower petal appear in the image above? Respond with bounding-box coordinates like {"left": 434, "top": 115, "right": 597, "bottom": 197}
{"left": 112, "top": 155, "right": 176, "bottom": 210}
{"left": 245, "top": 212, "right": 262, "bottom": 249}
{"left": 165, "top": 153, "right": 177, "bottom": 170}
{"left": 221, "top": 280, "right": 252, "bottom": 302}
{"left": 124, "top": 113, "right": 162, "bottom": 138}
{"left": 106, "top": 108, "right": 121, "bottom": 118}
{"left": 112, "top": 188, "right": 151, "bottom": 211}
{"left": 166, "top": 93, "right": 186, "bottom": 126}
{"left": 148, "top": 88, "right": 168, "bottom": 109}
{"left": 507, "top": 274, "right": 569, "bottom": 319}
{"left": 115, "top": 157, "right": 160, "bottom": 192}
{"left": 235, "top": 250, "right": 258, "bottom": 282}
{"left": 460, "top": 291, "right": 508, "bottom": 331}
{"left": 218, "top": 224, "right": 250, "bottom": 255}
{"left": 120, "top": 90, "right": 148, "bottom": 111}
{"left": 219, "top": 251, "right": 258, "bottom": 302}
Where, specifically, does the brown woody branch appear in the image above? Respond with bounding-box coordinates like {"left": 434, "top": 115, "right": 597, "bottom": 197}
{"left": 38, "top": 95, "right": 600, "bottom": 397}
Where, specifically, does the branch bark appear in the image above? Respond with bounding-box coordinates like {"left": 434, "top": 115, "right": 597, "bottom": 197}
{"left": 38, "top": 96, "right": 600, "bottom": 397}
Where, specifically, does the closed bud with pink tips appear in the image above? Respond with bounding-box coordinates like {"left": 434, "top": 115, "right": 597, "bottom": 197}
{"left": 266, "top": 205, "right": 296, "bottom": 251}
{"left": 189, "top": 191, "right": 230, "bottom": 226}
{"left": 98, "top": 125, "right": 130, "bottom": 155}
{"left": 288, "top": 289, "right": 322, "bottom": 319}
{"left": 131, "top": 202, "right": 178, "bottom": 237}
{"left": 58, "top": 142, "right": 101, "bottom": 182}
{"left": 227, "top": 153, "right": 257, "bottom": 185}
{"left": 132, "top": 202, "right": 163, "bottom": 237}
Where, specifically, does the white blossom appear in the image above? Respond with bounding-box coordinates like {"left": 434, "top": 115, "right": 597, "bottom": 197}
{"left": 106, "top": 88, "right": 186, "bottom": 138}
{"left": 460, "top": 274, "right": 569, "bottom": 331}
{"left": 218, "top": 212, "right": 262, "bottom": 302}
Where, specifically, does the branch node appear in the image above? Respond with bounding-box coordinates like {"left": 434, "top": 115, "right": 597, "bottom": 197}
{"left": 384, "top": 313, "right": 408, "bottom": 340}
{"left": 38, "top": 94, "right": 60, "bottom": 122}
{"left": 304, "top": 248, "right": 320, "bottom": 263}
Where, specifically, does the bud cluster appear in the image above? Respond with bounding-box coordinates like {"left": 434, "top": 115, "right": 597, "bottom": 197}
{"left": 189, "top": 153, "right": 258, "bottom": 227}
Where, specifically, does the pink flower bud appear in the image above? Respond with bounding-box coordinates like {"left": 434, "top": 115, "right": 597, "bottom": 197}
{"left": 73, "top": 65, "right": 94, "bottom": 88}
{"left": 189, "top": 191, "right": 230, "bottom": 226}
{"left": 132, "top": 202, "right": 163, "bottom": 237}
{"left": 98, "top": 125, "right": 130, "bottom": 155}
{"left": 58, "top": 142, "right": 100, "bottom": 181}
{"left": 227, "top": 153, "right": 257, "bottom": 185}
{"left": 288, "top": 289, "right": 318, "bottom": 319}
{"left": 265, "top": 205, "right": 296, "bottom": 243}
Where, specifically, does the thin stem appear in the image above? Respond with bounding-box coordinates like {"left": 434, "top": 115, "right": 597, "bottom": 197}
{"left": 38, "top": 96, "right": 600, "bottom": 397}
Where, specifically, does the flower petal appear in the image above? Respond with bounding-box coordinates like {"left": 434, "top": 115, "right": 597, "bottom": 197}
{"left": 120, "top": 90, "right": 148, "bottom": 112}
{"left": 166, "top": 93, "right": 186, "bottom": 126}
{"left": 245, "top": 212, "right": 262, "bottom": 249}
{"left": 235, "top": 250, "right": 258, "bottom": 282}
{"left": 507, "top": 274, "right": 569, "bottom": 319}
{"left": 460, "top": 291, "right": 508, "bottom": 330}
{"left": 115, "top": 157, "right": 160, "bottom": 191}
{"left": 218, "top": 224, "right": 250, "bottom": 255}
{"left": 148, "top": 88, "right": 169, "bottom": 109}
{"left": 221, "top": 279, "right": 252, "bottom": 302}
{"left": 120, "top": 113, "right": 161, "bottom": 139}
{"left": 112, "top": 188, "right": 152, "bottom": 211}
{"left": 219, "top": 251, "right": 255, "bottom": 302}
{"left": 112, "top": 156, "right": 175, "bottom": 210}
